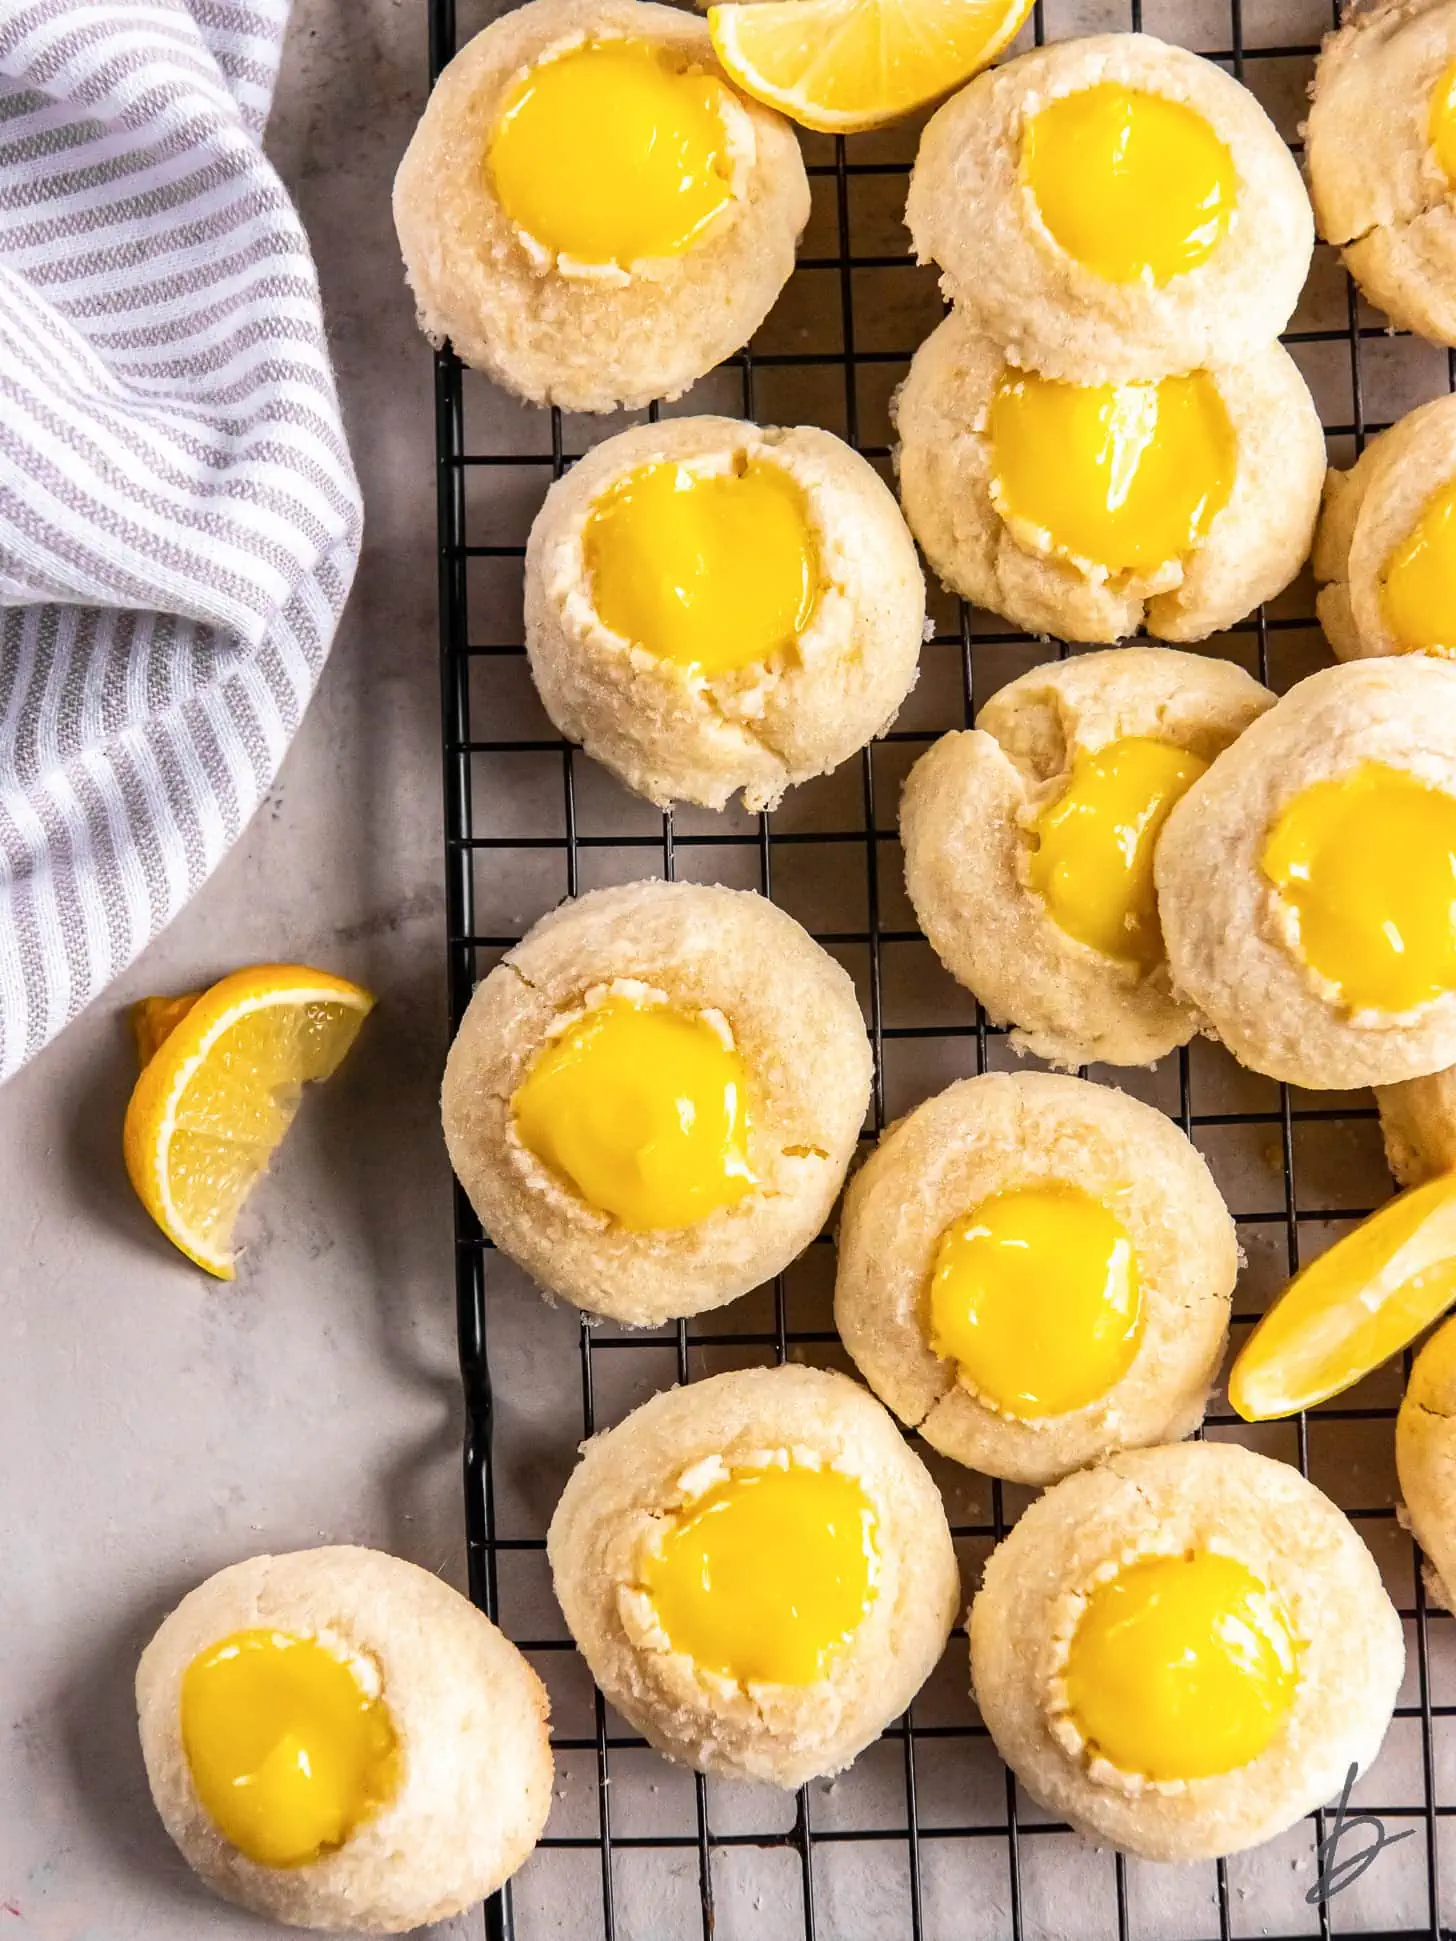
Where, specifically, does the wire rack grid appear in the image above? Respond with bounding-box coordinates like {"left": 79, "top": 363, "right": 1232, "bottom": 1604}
{"left": 428, "top": 0, "right": 1456, "bottom": 1935}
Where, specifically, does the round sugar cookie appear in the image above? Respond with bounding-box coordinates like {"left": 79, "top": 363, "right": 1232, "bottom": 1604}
{"left": 136, "top": 1547, "right": 552, "bottom": 1932}
{"left": 899, "top": 647, "right": 1274, "bottom": 1068}
{"left": 1308, "top": 0, "right": 1456, "bottom": 348}
{"left": 834, "top": 1071, "right": 1237, "bottom": 1485}
{"left": 894, "top": 313, "right": 1324, "bottom": 646}
{"left": 1397, "top": 1314, "right": 1456, "bottom": 1605}
{"left": 525, "top": 415, "right": 925, "bottom": 811}
{"left": 546, "top": 1364, "right": 959, "bottom": 1786}
{"left": 970, "top": 1443, "right": 1403, "bottom": 1861}
{"left": 905, "top": 34, "right": 1313, "bottom": 384}
{"left": 441, "top": 881, "right": 872, "bottom": 1326}
{"left": 1377, "top": 1063, "right": 1456, "bottom": 1184}
{"left": 1155, "top": 657, "right": 1456, "bottom": 1089}
{"left": 1315, "top": 393, "right": 1456, "bottom": 662}
{"left": 393, "top": 0, "right": 809, "bottom": 411}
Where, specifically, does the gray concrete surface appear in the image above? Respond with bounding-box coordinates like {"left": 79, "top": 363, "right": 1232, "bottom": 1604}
{"left": 1, "top": 4, "right": 473, "bottom": 1935}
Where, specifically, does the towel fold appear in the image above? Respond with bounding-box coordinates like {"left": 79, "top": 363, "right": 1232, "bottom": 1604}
{"left": 0, "top": 0, "right": 362, "bottom": 1083}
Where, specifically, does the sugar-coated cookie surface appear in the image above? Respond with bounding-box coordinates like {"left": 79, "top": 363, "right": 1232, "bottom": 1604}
{"left": 894, "top": 314, "right": 1324, "bottom": 645}
{"left": 1315, "top": 394, "right": 1456, "bottom": 661}
{"left": 1397, "top": 1316, "right": 1456, "bottom": 1606}
{"left": 525, "top": 416, "right": 925, "bottom": 811}
{"left": 900, "top": 648, "right": 1274, "bottom": 1068}
{"left": 546, "top": 1365, "right": 959, "bottom": 1787}
{"left": 1307, "top": 0, "right": 1456, "bottom": 348}
{"left": 1378, "top": 1063, "right": 1456, "bottom": 1183}
{"left": 835, "top": 1072, "right": 1236, "bottom": 1484}
{"left": 1155, "top": 658, "right": 1456, "bottom": 1089}
{"left": 970, "top": 1443, "right": 1403, "bottom": 1861}
{"left": 136, "top": 1547, "right": 552, "bottom": 1933}
{"left": 441, "top": 881, "right": 872, "bottom": 1326}
{"left": 393, "top": 0, "right": 808, "bottom": 411}
{"left": 906, "top": 35, "right": 1312, "bottom": 384}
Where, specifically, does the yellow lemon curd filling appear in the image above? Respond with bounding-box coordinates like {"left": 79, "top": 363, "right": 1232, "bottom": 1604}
{"left": 988, "top": 370, "right": 1236, "bottom": 577}
{"left": 583, "top": 458, "right": 818, "bottom": 677}
{"left": 928, "top": 1183, "right": 1142, "bottom": 1418}
{"left": 1382, "top": 478, "right": 1456, "bottom": 657}
{"left": 1261, "top": 761, "right": 1456, "bottom": 1014}
{"left": 1027, "top": 738, "right": 1210, "bottom": 968}
{"left": 1022, "top": 83, "right": 1237, "bottom": 285}
{"left": 640, "top": 1462, "right": 880, "bottom": 1684}
{"left": 489, "top": 41, "right": 737, "bottom": 268}
{"left": 512, "top": 994, "right": 756, "bottom": 1231}
{"left": 1430, "top": 58, "right": 1456, "bottom": 185}
{"left": 1060, "top": 1553, "right": 1299, "bottom": 1782}
{"left": 180, "top": 1630, "right": 398, "bottom": 1868}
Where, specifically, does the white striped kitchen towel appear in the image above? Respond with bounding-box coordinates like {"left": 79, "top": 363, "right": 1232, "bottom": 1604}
{"left": 0, "top": 0, "right": 362, "bottom": 1084}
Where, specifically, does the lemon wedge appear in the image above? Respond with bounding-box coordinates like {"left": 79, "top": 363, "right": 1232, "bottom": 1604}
{"left": 1228, "top": 1171, "right": 1456, "bottom": 1420}
{"left": 131, "top": 991, "right": 203, "bottom": 1067}
{"left": 708, "top": 0, "right": 1032, "bottom": 134}
{"left": 123, "top": 964, "right": 373, "bottom": 1279}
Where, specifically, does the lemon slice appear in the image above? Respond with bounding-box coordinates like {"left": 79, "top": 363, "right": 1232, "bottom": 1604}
{"left": 131, "top": 991, "right": 202, "bottom": 1067}
{"left": 709, "top": 0, "right": 1032, "bottom": 134}
{"left": 1228, "top": 1171, "right": 1456, "bottom": 1420}
{"left": 123, "top": 965, "right": 374, "bottom": 1279}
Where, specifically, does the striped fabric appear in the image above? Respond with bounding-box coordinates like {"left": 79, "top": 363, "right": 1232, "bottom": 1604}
{"left": 0, "top": 0, "right": 362, "bottom": 1083}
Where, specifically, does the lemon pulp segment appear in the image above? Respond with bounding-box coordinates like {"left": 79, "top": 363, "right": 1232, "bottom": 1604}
{"left": 1022, "top": 83, "right": 1236, "bottom": 284}
{"left": 1382, "top": 478, "right": 1456, "bottom": 657}
{"left": 707, "top": 0, "right": 1033, "bottom": 135}
{"left": 489, "top": 41, "right": 736, "bottom": 267}
{"left": 583, "top": 458, "right": 818, "bottom": 676}
{"left": 1431, "top": 58, "right": 1456, "bottom": 184}
{"left": 988, "top": 370, "right": 1236, "bottom": 576}
{"left": 1062, "top": 1553, "right": 1299, "bottom": 1781}
{"left": 511, "top": 995, "right": 756, "bottom": 1231}
{"left": 122, "top": 967, "right": 373, "bottom": 1279}
{"left": 181, "top": 1630, "right": 397, "bottom": 1868}
{"left": 1260, "top": 761, "right": 1456, "bottom": 1014}
{"left": 1027, "top": 738, "right": 1210, "bottom": 967}
{"left": 928, "top": 1183, "right": 1142, "bottom": 1417}
{"left": 641, "top": 1463, "right": 880, "bottom": 1683}
{"left": 1229, "top": 1170, "right": 1456, "bottom": 1420}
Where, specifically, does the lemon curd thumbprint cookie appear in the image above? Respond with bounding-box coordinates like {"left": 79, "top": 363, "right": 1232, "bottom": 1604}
{"left": 971, "top": 1443, "right": 1403, "bottom": 1861}
{"left": 1308, "top": 0, "right": 1456, "bottom": 349}
{"left": 1378, "top": 1059, "right": 1456, "bottom": 1185}
{"left": 137, "top": 1548, "right": 552, "bottom": 1931}
{"left": 900, "top": 648, "right": 1274, "bottom": 1068}
{"left": 836, "top": 1071, "right": 1237, "bottom": 1485}
{"left": 1398, "top": 1314, "right": 1456, "bottom": 1606}
{"left": 1156, "top": 657, "right": 1456, "bottom": 1089}
{"left": 441, "top": 881, "right": 873, "bottom": 1326}
{"left": 906, "top": 35, "right": 1313, "bottom": 384}
{"left": 394, "top": 0, "right": 810, "bottom": 411}
{"left": 1315, "top": 392, "right": 1456, "bottom": 663}
{"left": 525, "top": 416, "right": 925, "bottom": 811}
{"left": 894, "top": 313, "right": 1324, "bottom": 646}
{"left": 547, "top": 1365, "right": 959, "bottom": 1786}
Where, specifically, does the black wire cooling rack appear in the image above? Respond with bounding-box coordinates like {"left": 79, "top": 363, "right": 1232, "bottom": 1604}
{"left": 428, "top": 0, "right": 1456, "bottom": 1933}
